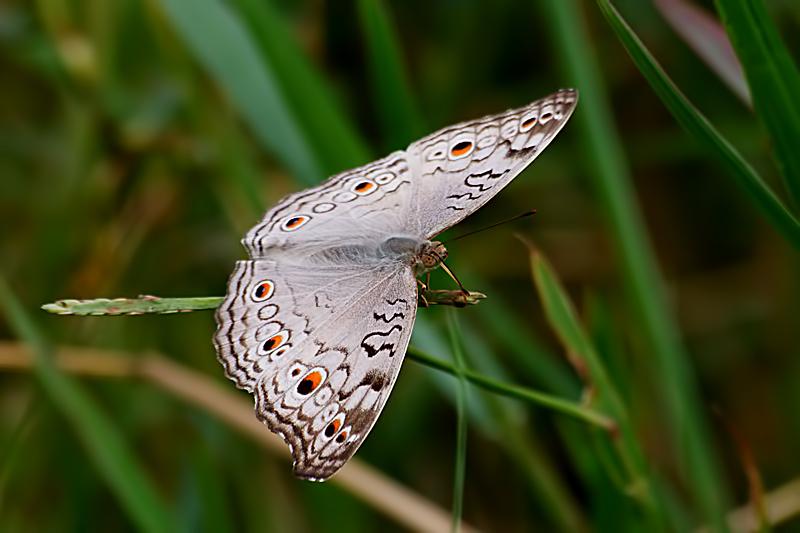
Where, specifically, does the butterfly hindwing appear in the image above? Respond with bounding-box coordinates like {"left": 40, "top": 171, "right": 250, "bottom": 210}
{"left": 406, "top": 89, "right": 578, "bottom": 238}
{"left": 214, "top": 255, "right": 417, "bottom": 481}
{"left": 255, "top": 267, "right": 417, "bottom": 480}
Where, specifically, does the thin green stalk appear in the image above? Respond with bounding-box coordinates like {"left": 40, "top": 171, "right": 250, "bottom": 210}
{"left": 445, "top": 310, "right": 467, "bottom": 533}
{"left": 408, "top": 347, "right": 614, "bottom": 430}
{"left": 40, "top": 289, "right": 485, "bottom": 316}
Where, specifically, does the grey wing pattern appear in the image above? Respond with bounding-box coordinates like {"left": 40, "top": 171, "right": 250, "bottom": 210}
{"left": 243, "top": 152, "right": 413, "bottom": 258}
{"left": 406, "top": 88, "right": 578, "bottom": 238}
{"left": 214, "top": 258, "right": 417, "bottom": 481}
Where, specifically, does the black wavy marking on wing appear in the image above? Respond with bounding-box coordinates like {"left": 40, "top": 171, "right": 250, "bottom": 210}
{"left": 463, "top": 169, "right": 510, "bottom": 192}
{"left": 361, "top": 325, "right": 403, "bottom": 358}
{"left": 446, "top": 191, "right": 480, "bottom": 211}
{"left": 440, "top": 169, "right": 509, "bottom": 212}
{"left": 373, "top": 310, "right": 405, "bottom": 323}
{"left": 385, "top": 297, "right": 408, "bottom": 306}
{"left": 447, "top": 191, "right": 482, "bottom": 201}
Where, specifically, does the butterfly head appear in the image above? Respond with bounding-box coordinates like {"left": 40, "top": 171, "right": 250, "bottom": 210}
{"left": 416, "top": 241, "right": 448, "bottom": 274}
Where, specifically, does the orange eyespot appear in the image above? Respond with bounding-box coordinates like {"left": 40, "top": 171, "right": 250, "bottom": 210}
{"left": 273, "top": 346, "right": 289, "bottom": 357}
{"left": 297, "top": 369, "right": 325, "bottom": 395}
{"left": 325, "top": 418, "right": 342, "bottom": 438}
{"left": 374, "top": 172, "right": 394, "bottom": 184}
{"left": 281, "top": 215, "right": 310, "bottom": 231}
{"left": 520, "top": 116, "right": 537, "bottom": 132}
{"left": 336, "top": 431, "right": 348, "bottom": 444}
{"left": 450, "top": 140, "right": 474, "bottom": 159}
{"left": 351, "top": 180, "right": 377, "bottom": 195}
{"left": 252, "top": 280, "right": 275, "bottom": 301}
{"left": 259, "top": 330, "right": 289, "bottom": 354}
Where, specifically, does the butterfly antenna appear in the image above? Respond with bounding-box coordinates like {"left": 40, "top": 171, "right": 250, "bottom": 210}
{"left": 442, "top": 209, "right": 537, "bottom": 244}
{"left": 438, "top": 260, "right": 470, "bottom": 297}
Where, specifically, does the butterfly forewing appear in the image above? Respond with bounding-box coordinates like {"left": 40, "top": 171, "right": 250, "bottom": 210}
{"left": 242, "top": 152, "right": 415, "bottom": 258}
{"left": 407, "top": 89, "right": 578, "bottom": 238}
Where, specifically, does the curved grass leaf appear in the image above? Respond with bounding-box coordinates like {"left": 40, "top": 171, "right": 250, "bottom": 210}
{"left": 714, "top": 0, "right": 800, "bottom": 207}
{"left": 231, "top": 0, "right": 372, "bottom": 175}
{"left": 595, "top": 0, "right": 800, "bottom": 251}
{"left": 356, "top": 0, "right": 425, "bottom": 150}
{"left": 526, "top": 247, "right": 668, "bottom": 530}
{"left": 157, "top": 0, "right": 322, "bottom": 186}
{"left": 407, "top": 347, "right": 614, "bottom": 429}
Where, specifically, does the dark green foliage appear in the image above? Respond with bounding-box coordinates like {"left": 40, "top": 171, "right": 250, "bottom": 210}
{"left": 2, "top": 0, "right": 800, "bottom": 531}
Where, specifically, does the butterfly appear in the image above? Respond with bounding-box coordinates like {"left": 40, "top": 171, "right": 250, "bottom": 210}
{"left": 214, "top": 89, "right": 578, "bottom": 481}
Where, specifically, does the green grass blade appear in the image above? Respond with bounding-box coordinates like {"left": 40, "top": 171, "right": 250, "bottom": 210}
{"left": 527, "top": 249, "right": 668, "bottom": 531}
{"left": 356, "top": 0, "right": 425, "bottom": 149}
{"left": 544, "top": 0, "right": 730, "bottom": 526}
{"left": 0, "top": 277, "right": 174, "bottom": 533}
{"left": 714, "top": 0, "right": 800, "bottom": 207}
{"left": 157, "top": 0, "right": 323, "bottom": 186}
{"left": 231, "top": 0, "right": 372, "bottom": 174}
{"left": 595, "top": 0, "right": 800, "bottom": 251}
{"left": 529, "top": 253, "right": 618, "bottom": 409}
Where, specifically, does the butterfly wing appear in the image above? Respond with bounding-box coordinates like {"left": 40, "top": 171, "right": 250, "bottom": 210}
{"left": 215, "top": 88, "right": 578, "bottom": 480}
{"left": 406, "top": 88, "right": 578, "bottom": 238}
{"left": 214, "top": 257, "right": 417, "bottom": 481}
{"left": 243, "top": 152, "right": 414, "bottom": 259}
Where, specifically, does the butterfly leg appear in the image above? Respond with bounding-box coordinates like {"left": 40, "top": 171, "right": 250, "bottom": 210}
{"left": 417, "top": 284, "right": 430, "bottom": 308}
{"left": 419, "top": 294, "right": 430, "bottom": 307}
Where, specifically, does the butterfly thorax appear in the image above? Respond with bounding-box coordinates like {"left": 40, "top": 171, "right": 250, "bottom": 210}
{"left": 301, "top": 236, "right": 446, "bottom": 275}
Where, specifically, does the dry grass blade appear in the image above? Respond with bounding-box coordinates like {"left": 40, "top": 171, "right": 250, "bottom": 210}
{"left": 0, "top": 341, "right": 480, "bottom": 533}
{"left": 694, "top": 477, "right": 800, "bottom": 533}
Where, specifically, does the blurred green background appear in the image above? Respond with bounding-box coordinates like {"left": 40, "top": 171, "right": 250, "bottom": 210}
{"left": 2, "top": 0, "right": 800, "bottom": 531}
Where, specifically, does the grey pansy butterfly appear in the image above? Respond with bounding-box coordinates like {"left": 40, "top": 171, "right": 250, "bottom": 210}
{"left": 214, "top": 89, "right": 578, "bottom": 481}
